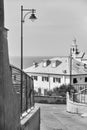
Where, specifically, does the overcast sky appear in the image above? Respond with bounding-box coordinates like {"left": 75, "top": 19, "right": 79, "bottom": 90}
{"left": 4, "top": 0, "right": 87, "bottom": 57}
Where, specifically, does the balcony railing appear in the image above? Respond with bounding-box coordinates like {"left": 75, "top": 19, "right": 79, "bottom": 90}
{"left": 10, "top": 65, "right": 34, "bottom": 116}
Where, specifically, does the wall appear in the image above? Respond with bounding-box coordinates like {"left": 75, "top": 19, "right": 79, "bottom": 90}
{"left": 30, "top": 72, "right": 87, "bottom": 96}
{"left": 20, "top": 106, "right": 40, "bottom": 130}
{"left": 33, "top": 74, "right": 69, "bottom": 95}
{"left": 72, "top": 75, "right": 87, "bottom": 84}
{"left": 50, "top": 76, "right": 64, "bottom": 89}
{"left": 66, "top": 92, "right": 87, "bottom": 114}
{"left": 0, "top": 27, "right": 20, "bottom": 130}
{"left": 35, "top": 95, "right": 66, "bottom": 104}
{"left": 34, "top": 75, "right": 49, "bottom": 94}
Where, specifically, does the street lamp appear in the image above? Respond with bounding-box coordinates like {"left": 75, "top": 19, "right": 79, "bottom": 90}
{"left": 21, "top": 5, "right": 37, "bottom": 114}
{"left": 70, "top": 48, "right": 72, "bottom": 87}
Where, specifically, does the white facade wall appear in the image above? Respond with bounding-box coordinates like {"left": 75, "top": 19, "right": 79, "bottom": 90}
{"left": 33, "top": 74, "right": 71, "bottom": 95}
{"left": 27, "top": 72, "right": 87, "bottom": 95}
{"left": 34, "top": 75, "right": 50, "bottom": 95}
{"left": 50, "top": 75, "right": 64, "bottom": 89}
{"left": 64, "top": 76, "right": 70, "bottom": 85}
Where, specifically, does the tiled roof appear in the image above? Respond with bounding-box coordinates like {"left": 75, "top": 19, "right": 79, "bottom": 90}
{"left": 24, "top": 57, "right": 87, "bottom": 75}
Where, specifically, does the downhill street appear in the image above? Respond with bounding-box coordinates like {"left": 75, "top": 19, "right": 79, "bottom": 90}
{"left": 36, "top": 103, "right": 87, "bottom": 130}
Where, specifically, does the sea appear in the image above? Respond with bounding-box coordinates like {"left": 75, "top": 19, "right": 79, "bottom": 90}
{"left": 9, "top": 56, "right": 53, "bottom": 69}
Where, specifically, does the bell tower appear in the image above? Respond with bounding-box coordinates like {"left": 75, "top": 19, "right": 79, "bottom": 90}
{"left": 71, "top": 38, "right": 79, "bottom": 58}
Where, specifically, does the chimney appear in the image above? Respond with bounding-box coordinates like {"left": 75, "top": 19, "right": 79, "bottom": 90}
{"left": 33, "top": 61, "right": 38, "bottom": 67}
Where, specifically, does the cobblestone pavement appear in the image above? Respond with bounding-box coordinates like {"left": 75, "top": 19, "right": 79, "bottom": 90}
{"left": 36, "top": 103, "right": 87, "bottom": 130}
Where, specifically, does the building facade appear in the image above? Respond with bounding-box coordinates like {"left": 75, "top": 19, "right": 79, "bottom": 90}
{"left": 24, "top": 40, "right": 87, "bottom": 95}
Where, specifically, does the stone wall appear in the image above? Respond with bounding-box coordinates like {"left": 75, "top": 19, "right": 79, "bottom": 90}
{"left": 0, "top": 28, "right": 20, "bottom": 130}
{"left": 35, "top": 95, "right": 66, "bottom": 104}
{"left": 20, "top": 106, "right": 40, "bottom": 130}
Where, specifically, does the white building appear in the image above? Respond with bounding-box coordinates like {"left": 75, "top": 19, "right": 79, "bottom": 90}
{"left": 24, "top": 40, "right": 87, "bottom": 95}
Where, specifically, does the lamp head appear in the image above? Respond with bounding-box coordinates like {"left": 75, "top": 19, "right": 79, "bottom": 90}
{"left": 29, "top": 9, "right": 37, "bottom": 22}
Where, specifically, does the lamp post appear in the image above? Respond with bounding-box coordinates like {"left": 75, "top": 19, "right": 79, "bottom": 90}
{"left": 70, "top": 48, "right": 72, "bottom": 87}
{"left": 21, "top": 5, "right": 37, "bottom": 114}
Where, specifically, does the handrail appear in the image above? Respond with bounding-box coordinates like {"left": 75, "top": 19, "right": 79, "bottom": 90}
{"left": 10, "top": 65, "right": 34, "bottom": 116}
{"left": 69, "top": 87, "right": 87, "bottom": 104}
{"left": 75, "top": 88, "right": 87, "bottom": 95}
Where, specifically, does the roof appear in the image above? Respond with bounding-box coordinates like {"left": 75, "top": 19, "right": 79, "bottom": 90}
{"left": 24, "top": 57, "right": 87, "bottom": 76}
{"left": 76, "top": 51, "right": 85, "bottom": 58}
{"left": 82, "top": 54, "right": 87, "bottom": 60}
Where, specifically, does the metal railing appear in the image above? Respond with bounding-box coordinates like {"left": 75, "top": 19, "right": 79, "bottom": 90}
{"left": 74, "top": 84, "right": 87, "bottom": 92}
{"left": 69, "top": 84, "right": 87, "bottom": 104}
{"left": 10, "top": 65, "right": 34, "bottom": 116}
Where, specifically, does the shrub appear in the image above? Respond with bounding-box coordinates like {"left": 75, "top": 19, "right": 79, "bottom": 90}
{"left": 38, "top": 100, "right": 48, "bottom": 104}
{"left": 46, "top": 84, "right": 77, "bottom": 97}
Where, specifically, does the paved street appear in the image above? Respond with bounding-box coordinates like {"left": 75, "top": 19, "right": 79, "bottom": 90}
{"left": 36, "top": 103, "right": 87, "bottom": 130}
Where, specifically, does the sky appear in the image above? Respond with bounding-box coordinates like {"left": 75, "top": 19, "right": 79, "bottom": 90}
{"left": 4, "top": 0, "right": 87, "bottom": 57}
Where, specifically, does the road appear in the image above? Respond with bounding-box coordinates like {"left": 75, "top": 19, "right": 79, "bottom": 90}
{"left": 36, "top": 103, "right": 87, "bottom": 130}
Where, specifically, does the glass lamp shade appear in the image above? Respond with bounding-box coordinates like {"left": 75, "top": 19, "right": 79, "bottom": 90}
{"left": 29, "top": 13, "right": 37, "bottom": 22}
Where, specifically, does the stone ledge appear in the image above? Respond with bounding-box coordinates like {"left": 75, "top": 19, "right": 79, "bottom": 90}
{"left": 20, "top": 106, "right": 40, "bottom": 130}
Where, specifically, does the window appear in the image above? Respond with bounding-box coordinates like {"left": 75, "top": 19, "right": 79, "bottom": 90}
{"left": 14, "top": 75, "right": 16, "bottom": 81}
{"left": 51, "top": 60, "right": 62, "bottom": 68}
{"left": 42, "top": 60, "right": 51, "bottom": 67}
{"left": 34, "top": 76, "right": 38, "bottom": 81}
{"left": 73, "top": 78, "right": 77, "bottom": 84}
{"left": 47, "top": 77, "right": 49, "bottom": 82}
{"left": 43, "top": 61, "right": 47, "bottom": 67}
{"left": 56, "top": 78, "right": 61, "bottom": 83}
{"left": 73, "top": 48, "right": 74, "bottom": 52}
{"left": 38, "top": 88, "right": 41, "bottom": 95}
{"left": 53, "top": 77, "right": 61, "bottom": 83}
{"left": 42, "top": 76, "right": 49, "bottom": 82}
{"left": 85, "top": 77, "right": 87, "bottom": 82}
{"left": 42, "top": 77, "right": 44, "bottom": 81}
{"left": 44, "top": 89, "right": 47, "bottom": 95}
{"left": 53, "top": 77, "right": 55, "bottom": 82}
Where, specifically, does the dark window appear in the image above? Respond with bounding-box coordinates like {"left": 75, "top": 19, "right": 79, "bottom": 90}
{"left": 73, "top": 78, "right": 77, "bottom": 84}
{"left": 14, "top": 75, "right": 16, "bottom": 81}
{"left": 53, "top": 78, "right": 55, "bottom": 82}
{"left": 53, "top": 77, "right": 61, "bottom": 83}
{"left": 56, "top": 78, "right": 61, "bottom": 83}
{"left": 44, "top": 89, "right": 47, "bottom": 95}
{"left": 42, "top": 77, "right": 44, "bottom": 81}
{"left": 46, "top": 77, "right": 48, "bottom": 82}
{"left": 38, "top": 88, "right": 41, "bottom": 95}
{"left": 34, "top": 76, "right": 37, "bottom": 81}
{"left": 85, "top": 77, "right": 87, "bottom": 82}
{"left": 73, "top": 48, "right": 74, "bottom": 52}
{"left": 42, "top": 76, "right": 49, "bottom": 82}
